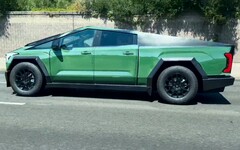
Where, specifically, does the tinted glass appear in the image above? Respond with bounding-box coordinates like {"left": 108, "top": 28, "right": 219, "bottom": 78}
{"left": 32, "top": 41, "right": 53, "bottom": 49}
{"left": 26, "top": 33, "right": 61, "bottom": 46}
{"left": 61, "top": 30, "right": 96, "bottom": 49}
{"left": 100, "top": 31, "right": 135, "bottom": 46}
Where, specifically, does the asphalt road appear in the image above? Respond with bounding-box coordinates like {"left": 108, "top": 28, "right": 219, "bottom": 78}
{"left": 0, "top": 74, "right": 240, "bottom": 150}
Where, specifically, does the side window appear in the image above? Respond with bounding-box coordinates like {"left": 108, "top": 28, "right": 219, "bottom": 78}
{"left": 61, "top": 30, "right": 96, "bottom": 49}
{"left": 32, "top": 41, "right": 53, "bottom": 49}
{"left": 99, "top": 31, "right": 136, "bottom": 46}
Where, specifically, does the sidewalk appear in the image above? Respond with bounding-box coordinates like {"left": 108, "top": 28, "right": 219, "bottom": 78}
{"left": 231, "top": 63, "right": 239, "bottom": 79}
{"left": 0, "top": 57, "right": 239, "bottom": 79}
{"left": 0, "top": 58, "right": 5, "bottom": 73}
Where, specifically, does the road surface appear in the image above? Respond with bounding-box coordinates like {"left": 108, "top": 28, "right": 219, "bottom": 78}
{"left": 0, "top": 74, "right": 240, "bottom": 150}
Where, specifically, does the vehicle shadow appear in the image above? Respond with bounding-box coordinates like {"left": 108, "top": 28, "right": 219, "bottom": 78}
{"left": 41, "top": 88, "right": 155, "bottom": 102}
{"left": 40, "top": 88, "right": 231, "bottom": 105}
{"left": 193, "top": 93, "right": 231, "bottom": 105}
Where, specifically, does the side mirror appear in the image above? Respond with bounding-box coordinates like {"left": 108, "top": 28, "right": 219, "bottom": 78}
{"left": 52, "top": 39, "right": 60, "bottom": 51}
{"left": 60, "top": 44, "right": 68, "bottom": 50}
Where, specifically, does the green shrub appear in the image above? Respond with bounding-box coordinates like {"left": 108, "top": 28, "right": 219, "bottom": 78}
{"left": 200, "top": 0, "right": 240, "bottom": 24}
{"left": 1, "top": 0, "right": 240, "bottom": 24}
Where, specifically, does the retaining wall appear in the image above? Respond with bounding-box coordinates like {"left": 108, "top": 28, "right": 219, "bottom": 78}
{"left": 0, "top": 11, "right": 239, "bottom": 62}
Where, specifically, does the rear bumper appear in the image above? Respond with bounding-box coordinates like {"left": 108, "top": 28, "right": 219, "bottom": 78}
{"left": 202, "top": 76, "right": 235, "bottom": 92}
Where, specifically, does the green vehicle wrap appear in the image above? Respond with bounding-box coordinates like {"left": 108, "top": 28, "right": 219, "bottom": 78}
{"left": 4, "top": 26, "right": 235, "bottom": 104}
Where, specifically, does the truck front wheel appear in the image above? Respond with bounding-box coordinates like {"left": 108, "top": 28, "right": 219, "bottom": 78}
{"left": 9, "top": 62, "right": 44, "bottom": 96}
{"left": 157, "top": 66, "right": 198, "bottom": 105}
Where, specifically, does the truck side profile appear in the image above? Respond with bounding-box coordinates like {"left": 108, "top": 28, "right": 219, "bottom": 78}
{"left": 5, "top": 26, "right": 235, "bottom": 104}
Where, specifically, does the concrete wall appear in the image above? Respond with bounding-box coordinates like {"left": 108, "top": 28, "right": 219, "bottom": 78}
{"left": 0, "top": 11, "right": 239, "bottom": 62}
{"left": 0, "top": 12, "right": 115, "bottom": 57}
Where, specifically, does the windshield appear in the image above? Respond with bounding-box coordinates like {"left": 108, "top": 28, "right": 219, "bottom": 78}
{"left": 25, "top": 28, "right": 84, "bottom": 47}
{"left": 25, "top": 33, "right": 62, "bottom": 46}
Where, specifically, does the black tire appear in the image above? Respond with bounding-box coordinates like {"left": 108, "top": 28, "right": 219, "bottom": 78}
{"left": 9, "top": 62, "right": 44, "bottom": 96}
{"left": 157, "top": 66, "right": 198, "bottom": 105}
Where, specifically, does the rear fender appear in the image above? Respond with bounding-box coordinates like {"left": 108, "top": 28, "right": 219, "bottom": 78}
{"left": 147, "top": 58, "right": 208, "bottom": 94}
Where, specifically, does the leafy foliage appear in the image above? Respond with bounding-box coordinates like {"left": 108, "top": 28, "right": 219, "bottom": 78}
{"left": 0, "top": 0, "right": 240, "bottom": 24}
{"left": 68, "top": 0, "right": 86, "bottom": 12}
{"left": 86, "top": 0, "right": 240, "bottom": 25}
{"left": 200, "top": 0, "right": 240, "bottom": 24}
{"left": 0, "top": 0, "right": 86, "bottom": 14}
{"left": 0, "top": 0, "right": 17, "bottom": 16}
{"left": 16, "top": 0, "right": 74, "bottom": 11}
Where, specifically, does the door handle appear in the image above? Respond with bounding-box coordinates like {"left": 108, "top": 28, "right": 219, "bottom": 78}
{"left": 81, "top": 51, "right": 92, "bottom": 55}
{"left": 123, "top": 51, "right": 134, "bottom": 55}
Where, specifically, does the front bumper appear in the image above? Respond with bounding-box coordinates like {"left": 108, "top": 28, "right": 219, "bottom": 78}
{"left": 202, "top": 76, "right": 235, "bottom": 92}
{"left": 5, "top": 71, "right": 10, "bottom": 87}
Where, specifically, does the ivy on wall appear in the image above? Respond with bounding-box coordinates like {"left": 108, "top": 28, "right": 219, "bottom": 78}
{"left": 0, "top": 0, "right": 240, "bottom": 27}
{"left": 86, "top": 0, "right": 240, "bottom": 25}
{"left": 1, "top": 0, "right": 239, "bottom": 23}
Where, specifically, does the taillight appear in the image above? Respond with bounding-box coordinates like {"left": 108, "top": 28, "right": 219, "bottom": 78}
{"left": 223, "top": 53, "right": 233, "bottom": 73}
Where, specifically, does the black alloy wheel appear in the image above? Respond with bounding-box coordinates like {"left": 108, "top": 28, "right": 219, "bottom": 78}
{"left": 157, "top": 66, "right": 198, "bottom": 105}
{"left": 9, "top": 62, "right": 44, "bottom": 96}
{"left": 164, "top": 73, "right": 190, "bottom": 98}
{"left": 15, "top": 68, "right": 36, "bottom": 91}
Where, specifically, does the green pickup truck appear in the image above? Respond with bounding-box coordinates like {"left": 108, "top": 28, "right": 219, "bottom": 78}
{"left": 5, "top": 26, "right": 235, "bottom": 104}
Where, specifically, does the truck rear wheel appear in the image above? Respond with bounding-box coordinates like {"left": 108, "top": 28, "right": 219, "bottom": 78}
{"left": 9, "top": 62, "right": 44, "bottom": 96}
{"left": 157, "top": 66, "right": 198, "bottom": 104}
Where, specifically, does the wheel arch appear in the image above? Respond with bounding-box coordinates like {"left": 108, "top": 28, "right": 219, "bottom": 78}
{"left": 6, "top": 56, "right": 51, "bottom": 86}
{"left": 147, "top": 58, "right": 207, "bottom": 94}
